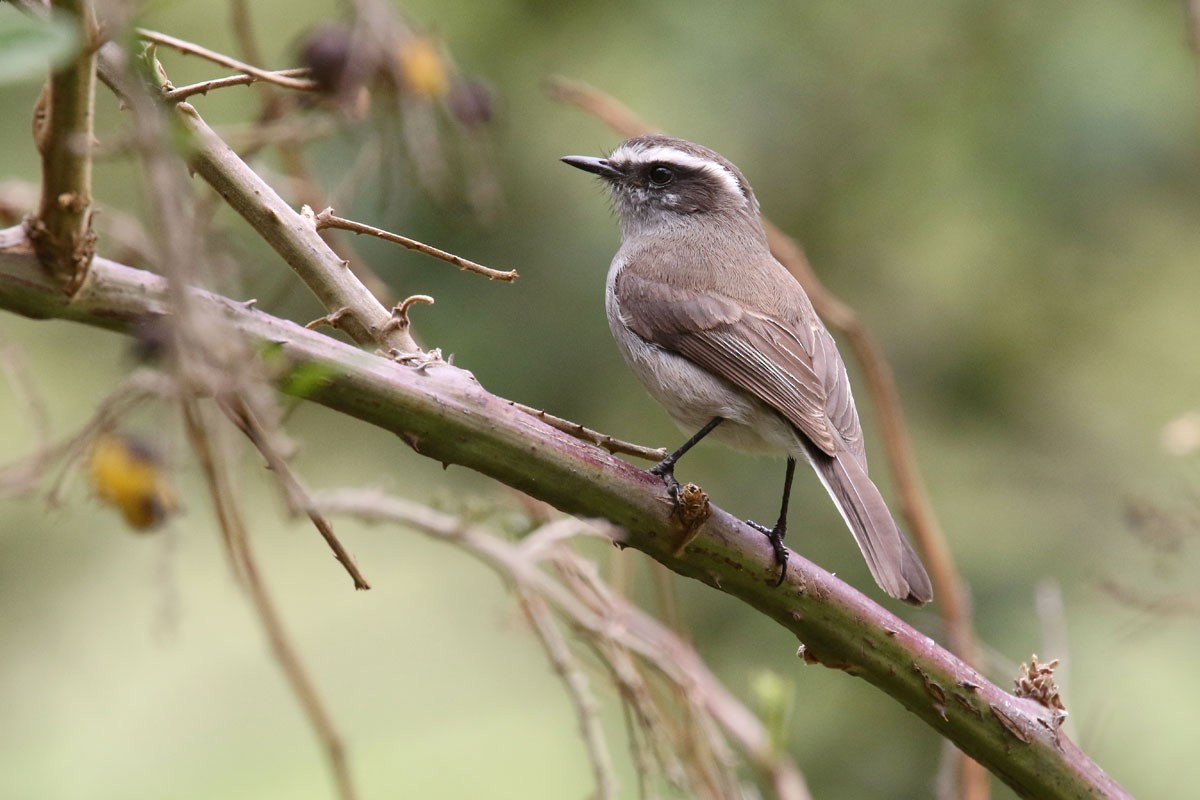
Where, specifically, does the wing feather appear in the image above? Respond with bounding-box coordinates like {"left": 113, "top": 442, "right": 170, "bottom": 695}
{"left": 616, "top": 270, "right": 864, "bottom": 462}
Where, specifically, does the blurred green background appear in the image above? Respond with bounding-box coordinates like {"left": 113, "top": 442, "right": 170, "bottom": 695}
{"left": 2, "top": 1, "right": 1199, "bottom": 798}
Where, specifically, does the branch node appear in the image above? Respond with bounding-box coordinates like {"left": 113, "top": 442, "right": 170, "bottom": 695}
{"left": 305, "top": 306, "right": 352, "bottom": 331}
{"left": 382, "top": 294, "right": 433, "bottom": 333}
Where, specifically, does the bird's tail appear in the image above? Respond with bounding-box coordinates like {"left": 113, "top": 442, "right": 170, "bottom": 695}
{"left": 808, "top": 448, "right": 933, "bottom": 605}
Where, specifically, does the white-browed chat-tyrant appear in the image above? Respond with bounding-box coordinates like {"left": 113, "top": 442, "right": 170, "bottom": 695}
{"left": 562, "top": 134, "right": 932, "bottom": 605}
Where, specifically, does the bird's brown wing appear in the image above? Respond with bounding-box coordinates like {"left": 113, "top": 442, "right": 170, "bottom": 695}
{"left": 615, "top": 270, "right": 864, "bottom": 462}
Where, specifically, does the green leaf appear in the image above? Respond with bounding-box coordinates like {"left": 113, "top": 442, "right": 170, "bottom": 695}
{"left": 0, "top": 5, "right": 82, "bottom": 85}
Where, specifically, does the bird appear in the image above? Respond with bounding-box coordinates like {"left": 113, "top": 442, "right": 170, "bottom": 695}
{"left": 561, "top": 134, "right": 933, "bottom": 605}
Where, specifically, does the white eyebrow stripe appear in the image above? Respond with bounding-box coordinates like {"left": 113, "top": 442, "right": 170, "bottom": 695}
{"left": 610, "top": 144, "right": 746, "bottom": 203}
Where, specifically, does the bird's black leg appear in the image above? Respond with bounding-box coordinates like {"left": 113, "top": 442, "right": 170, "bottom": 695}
{"left": 746, "top": 457, "right": 796, "bottom": 586}
{"left": 649, "top": 417, "right": 724, "bottom": 498}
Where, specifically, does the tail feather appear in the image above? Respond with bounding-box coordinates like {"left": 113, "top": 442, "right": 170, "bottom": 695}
{"left": 808, "top": 448, "right": 933, "bottom": 606}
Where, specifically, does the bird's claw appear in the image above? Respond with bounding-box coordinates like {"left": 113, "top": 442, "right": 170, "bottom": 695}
{"left": 746, "top": 518, "right": 789, "bottom": 587}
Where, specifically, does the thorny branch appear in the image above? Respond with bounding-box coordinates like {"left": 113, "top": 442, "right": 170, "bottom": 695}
{"left": 0, "top": 243, "right": 1131, "bottom": 800}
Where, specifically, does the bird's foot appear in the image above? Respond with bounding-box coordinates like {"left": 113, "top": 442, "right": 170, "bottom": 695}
{"left": 648, "top": 458, "right": 681, "bottom": 498}
{"left": 746, "top": 519, "right": 789, "bottom": 587}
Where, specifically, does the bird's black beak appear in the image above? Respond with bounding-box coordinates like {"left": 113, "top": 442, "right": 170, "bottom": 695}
{"left": 560, "top": 155, "right": 622, "bottom": 181}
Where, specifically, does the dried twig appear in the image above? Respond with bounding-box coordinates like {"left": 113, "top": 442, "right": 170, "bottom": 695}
{"left": 519, "top": 591, "right": 618, "bottom": 800}
{"left": 93, "top": 45, "right": 359, "bottom": 800}
{"left": 315, "top": 208, "right": 518, "bottom": 282}
{"left": 161, "top": 68, "right": 314, "bottom": 103}
{"left": 313, "top": 489, "right": 812, "bottom": 800}
{"left": 218, "top": 395, "right": 370, "bottom": 590}
{"left": 545, "top": 77, "right": 663, "bottom": 138}
{"left": 181, "top": 400, "right": 357, "bottom": 800}
{"left": 137, "top": 28, "right": 318, "bottom": 92}
{"left": 512, "top": 401, "right": 667, "bottom": 462}
{"left": 228, "top": 0, "right": 268, "bottom": 81}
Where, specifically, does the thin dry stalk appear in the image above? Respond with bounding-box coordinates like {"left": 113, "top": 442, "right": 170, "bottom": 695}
{"left": 137, "top": 28, "right": 318, "bottom": 92}
{"left": 512, "top": 401, "right": 667, "bottom": 462}
{"left": 315, "top": 208, "right": 518, "bottom": 282}
{"left": 312, "top": 488, "right": 813, "bottom": 800}
{"left": 94, "top": 43, "right": 360, "bottom": 800}
{"left": 519, "top": 591, "right": 618, "bottom": 800}
{"left": 181, "top": 399, "right": 357, "bottom": 800}
{"left": 218, "top": 395, "right": 370, "bottom": 590}
{"left": 161, "top": 68, "right": 313, "bottom": 103}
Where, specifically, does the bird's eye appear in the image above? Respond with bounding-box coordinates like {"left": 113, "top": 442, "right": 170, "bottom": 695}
{"left": 647, "top": 165, "right": 674, "bottom": 187}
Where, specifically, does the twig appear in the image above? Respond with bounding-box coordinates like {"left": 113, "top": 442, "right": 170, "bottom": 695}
{"left": 161, "top": 68, "right": 314, "bottom": 103}
{"left": 314, "top": 489, "right": 812, "bottom": 800}
{"left": 315, "top": 208, "right": 518, "bottom": 282}
{"left": 512, "top": 401, "right": 667, "bottom": 462}
{"left": 519, "top": 591, "right": 618, "bottom": 800}
{"left": 136, "top": 28, "right": 318, "bottom": 92}
{"left": 618, "top": 699, "right": 656, "bottom": 800}
{"left": 602, "top": 636, "right": 690, "bottom": 790}
{"left": 218, "top": 395, "right": 371, "bottom": 590}
{"left": 28, "top": 0, "right": 98, "bottom": 293}
{"left": 555, "top": 548, "right": 785, "bottom": 799}
{"left": 151, "top": 86, "right": 414, "bottom": 352}
{"left": 220, "top": 0, "right": 394, "bottom": 306}
{"left": 517, "top": 517, "right": 614, "bottom": 562}
{"left": 93, "top": 48, "right": 362, "bottom": 800}
{"left": 181, "top": 399, "right": 357, "bottom": 800}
